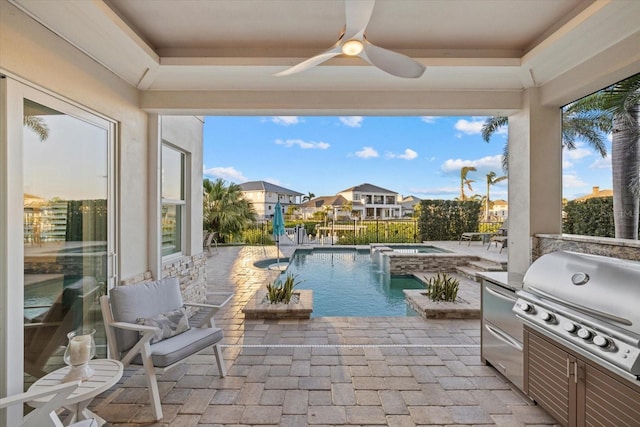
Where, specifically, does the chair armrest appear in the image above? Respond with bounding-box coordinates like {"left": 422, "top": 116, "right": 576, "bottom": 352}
{"left": 108, "top": 321, "right": 159, "bottom": 366}
{"left": 204, "top": 292, "right": 234, "bottom": 307}
{"left": 110, "top": 321, "right": 159, "bottom": 334}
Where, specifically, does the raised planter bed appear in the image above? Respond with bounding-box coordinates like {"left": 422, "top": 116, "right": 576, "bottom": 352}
{"left": 403, "top": 272, "right": 480, "bottom": 319}
{"left": 242, "top": 289, "right": 313, "bottom": 320}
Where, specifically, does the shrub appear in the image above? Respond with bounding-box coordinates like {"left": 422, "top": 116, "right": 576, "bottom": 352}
{"left": 418, "top": 200, "right": 481, "bottom": 241}
{"left": 266, "top": 273, "right": 300, "bottom": 304}
{"left": 424, "top": 273, "right": 460, "bottom": 302}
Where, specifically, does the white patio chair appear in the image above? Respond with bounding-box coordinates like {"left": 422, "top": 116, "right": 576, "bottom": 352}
{"left": 0, "top": 381, "right": 97, "bottom": 427}
{"left": 100, "top": 277, "right": 230, "bottom": 420}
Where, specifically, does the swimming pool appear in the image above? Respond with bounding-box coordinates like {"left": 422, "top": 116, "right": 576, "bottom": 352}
{"left": 284, "top": 248, "right": 424, "bottom": 317}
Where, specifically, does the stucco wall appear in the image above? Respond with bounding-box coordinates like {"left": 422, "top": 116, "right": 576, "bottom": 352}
{"left": 1, "top": 0, "right": 148, "bottom": 280}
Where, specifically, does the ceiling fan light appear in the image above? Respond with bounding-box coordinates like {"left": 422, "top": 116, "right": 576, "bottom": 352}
{"left": 341, "top": 39, "right": 364, "bottom": 56}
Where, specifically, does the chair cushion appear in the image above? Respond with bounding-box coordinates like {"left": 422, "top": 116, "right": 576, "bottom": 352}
{"left": 110, "top": 278, "right": 183, "bottom": 353}
{"left": 132, "top": 326, "right": 224, "bottom": 368}
{"left": 137, "top": 307, "right": 190, "bottom": 344}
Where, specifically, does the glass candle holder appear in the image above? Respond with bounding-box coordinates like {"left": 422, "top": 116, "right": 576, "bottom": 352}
{"left": 62, "top": 329, "right": 96, "bottom": 382}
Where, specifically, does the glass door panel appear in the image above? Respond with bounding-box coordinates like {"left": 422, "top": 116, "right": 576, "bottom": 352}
{"left": 23, "top": 99, "right": 111, "bottom": 381}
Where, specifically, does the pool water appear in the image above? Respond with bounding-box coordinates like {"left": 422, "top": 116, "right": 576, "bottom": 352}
{"left": 284, "top": 248, "right": 424, "bottom": 317}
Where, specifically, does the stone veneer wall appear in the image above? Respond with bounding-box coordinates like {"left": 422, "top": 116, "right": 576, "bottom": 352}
{"left": 120, "top": 252, "right": 208, "bottom": 311}
{"left": 385, "top": 253, "right": 479, "bottom": 275}
{"left": 533, "top": 234, "right": 640, "bottom": 262}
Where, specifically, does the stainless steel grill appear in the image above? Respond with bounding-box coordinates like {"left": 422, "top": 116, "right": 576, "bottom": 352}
{"left": 513, "top": 250, "right": 640, "bottom": 382}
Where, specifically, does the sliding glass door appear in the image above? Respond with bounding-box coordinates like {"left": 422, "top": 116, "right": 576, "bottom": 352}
{"left": 21, "top": 94, "right": 115, "bottom": 383}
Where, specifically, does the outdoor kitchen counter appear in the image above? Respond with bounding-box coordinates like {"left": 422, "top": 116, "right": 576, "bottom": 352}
{"left": 477, "top": 271, "right": 523, "bottom": 291}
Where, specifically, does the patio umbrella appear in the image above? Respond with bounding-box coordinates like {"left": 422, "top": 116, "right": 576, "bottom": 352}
{"left": 272, "top": 201, "right": 286, "bottom": 269}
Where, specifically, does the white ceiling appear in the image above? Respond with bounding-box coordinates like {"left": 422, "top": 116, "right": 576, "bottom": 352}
{"left": 11, "top": 0, "right": 640, "bottom": 114}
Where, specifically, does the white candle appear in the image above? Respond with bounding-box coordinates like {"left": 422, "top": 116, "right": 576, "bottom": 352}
{"left": 69, "top": 335, "right": 91, "bottom": 365}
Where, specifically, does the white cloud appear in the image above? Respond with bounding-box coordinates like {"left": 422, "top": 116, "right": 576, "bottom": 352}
{"left": 564, "top": 146, "right": 592, "bottom": 160}
{"left": 563, "top": 174, "right": 587, "bottom": 188}
{"left": 275, "top": 139, "right": 330, "bottom": 149}
{"left": 387, "top": 148, "right": 418, "bottom": 160}
{"left": 203, "top": 166, "right": 247, "bottom": 183}
{"left": 411, "top": 186, "right": 459, "bottom": 198}
{"left": 590, "top": 156, "right": 611, "bottom": 169}
{"left": 563, "top": 160, "right": 573, "bottom": 169}
{"left": 454, "top": 118, "right": 485, "bottom": 135}
{"left": 355, "top": 146, "right": 379, "bottom": 159}
{"left": 441, "top": 155, "right": 503, "bottom": 173}
{"left": 420, "top": 116, "right": 438, "bottom": 124}
{"left": 271, "top": 116, "right": 300, "bottom": 126}
{"left": 339, "top": 116, "right": 363, "bottom": 128}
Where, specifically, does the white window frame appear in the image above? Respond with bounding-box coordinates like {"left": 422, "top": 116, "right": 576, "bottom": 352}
{"left": 161, "top": 143, "right": 187, "bottom": 259}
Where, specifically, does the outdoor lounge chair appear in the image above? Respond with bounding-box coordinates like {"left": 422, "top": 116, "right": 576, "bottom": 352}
{"left": 0, "top": 381, "right": 97, "bottom": 427}
{"left": 100, "top": 277, "right": 230, "bottom": 420}
{"left": 459, "top": 231, "right": 490, "bottom": 246}
{"left": 487, "top": 219, "right": 508, "bottom": 253}
{"left": 203, "top": 231, "right": 218, "bottom": 255}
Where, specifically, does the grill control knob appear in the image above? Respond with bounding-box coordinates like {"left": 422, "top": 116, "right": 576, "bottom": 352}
{"left": 577, "top": 328, "right": 592, "bottom": 340}
{"left": 517, "top": 302, "right": 533, "bottom": 313}
{"left": 539, "top": 311, "right": 555, "bottom": 323}
{"left": 563, "top": 322, "right": 577, "bottom": 333}
{"left": 594, "top": 335, "right": 611, "bottom": 348}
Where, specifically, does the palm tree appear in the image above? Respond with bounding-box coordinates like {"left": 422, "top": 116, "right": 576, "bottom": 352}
{"left": 460, "top": 166, "right": 477, "bottom": 201}
{"left": 341, "top": 200, "right": 353, "bottom": 219}
{"left": 302, "top": 192, "right": 315, "bottom": 202}
{"left": 203, "top": 178, "right": 256, "bottom": 242}
{"left": 24, "top": 115, "right": 50, "bottom": 141}
{"left": 482, "top": 73, "right": 639, "bottom": 239}
{"left": 482, "top": 97, "right": 611, "bottom": 171}
{"left": 602, "top": 74, "right": 640, "bottom": 239}
{"left": 485, "top": 171, "right": 507, "bottom": 221}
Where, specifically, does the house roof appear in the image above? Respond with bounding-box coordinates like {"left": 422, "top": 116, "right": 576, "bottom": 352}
{"left": 239, "top": 181, "right": 303, "bottom": 196}
{"left": 11, "top": 1, "right": 639, "bottom": 113}
{"left": 574, "top": 186, "right": 613, "bottom": 202}
{"left": 300, "top": 195, "right": 349, "bottom": 209}
{"left": 338, "top": 183, "right": 397, "bottom": 194}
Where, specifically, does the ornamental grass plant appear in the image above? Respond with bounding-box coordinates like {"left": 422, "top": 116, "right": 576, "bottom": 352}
{"left": 266, "top": 273, "right": 300, "bottom": 304}
{"left": 424, "top": 273, "right": 460, "bottom": 302}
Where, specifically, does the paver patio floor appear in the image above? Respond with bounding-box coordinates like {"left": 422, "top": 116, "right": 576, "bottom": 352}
{"left": 90, "top": 245, "right": 557, "bottom": 426}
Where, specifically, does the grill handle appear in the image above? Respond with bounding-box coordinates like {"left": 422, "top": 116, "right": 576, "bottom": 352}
{"left": 485, "top": 286, "right": 516, "bottom": 303}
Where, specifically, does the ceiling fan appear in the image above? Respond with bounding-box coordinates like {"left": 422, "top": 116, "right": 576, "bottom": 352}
{"left": 274, "top": 0, "right": 426, "bottom": 79}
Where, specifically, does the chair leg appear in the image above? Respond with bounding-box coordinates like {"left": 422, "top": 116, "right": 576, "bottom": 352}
{"left": 141, "top": 345, "right": 163, "bottom": 420}
{"left": 213, "top": 343, "right": 226, "bottom": 377}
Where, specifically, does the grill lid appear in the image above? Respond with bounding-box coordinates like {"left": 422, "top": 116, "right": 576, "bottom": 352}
{"left": 523, "top": 251, "right": 640, "bottom": 331}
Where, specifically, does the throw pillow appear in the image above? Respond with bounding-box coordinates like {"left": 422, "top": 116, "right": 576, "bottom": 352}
{"left": 137, "top": 307, "right": 190, "bottom": 344}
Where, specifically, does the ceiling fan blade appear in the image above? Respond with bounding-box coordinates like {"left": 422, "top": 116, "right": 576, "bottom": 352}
{"left": 361, "top": 42, "right": 426, "bottom": 78}
{"left": 344, "top": 0, "right": 376, "bottom": 40}
{"left": 273, "top": 46, "right": 342, "bottom": 77}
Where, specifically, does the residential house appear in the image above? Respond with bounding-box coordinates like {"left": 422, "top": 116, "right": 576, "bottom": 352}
{"left": 2, "top": 1, "right": 639, "bottom": 424}
{"left": 338, "top": 183, "right": 403, "bottom": 219}
{"left": 399, "top": 195, "right": 422, "bottom": 218}
{"left": 298, "top": 195, "right": 352, "bottom": 220}
{"left": 574, "top": 186, "right": 613, "bottom": 202}
{"left": 489, "top": 199, "right": 509, "bottom": 221}
{"left": 239, "top": 181, "right": 303, "bottom": 220}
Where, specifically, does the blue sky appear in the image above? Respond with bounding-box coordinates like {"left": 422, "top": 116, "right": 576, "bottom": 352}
{"left": 203, "top": 116, "right": 613, "bottom": 201}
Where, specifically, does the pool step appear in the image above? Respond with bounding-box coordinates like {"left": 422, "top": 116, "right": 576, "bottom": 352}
{"left": 467, "top": 260, "right": 504, "bottom": 272}
{"left": 456, "top": 266, "right": 482, "bottom": 282}
{"left": 456, "top": 260, "right": 505, "bottom": 282}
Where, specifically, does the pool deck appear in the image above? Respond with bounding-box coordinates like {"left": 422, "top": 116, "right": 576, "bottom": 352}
{"left": 88, "top": 243, "right": 557, "bottom": 426}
